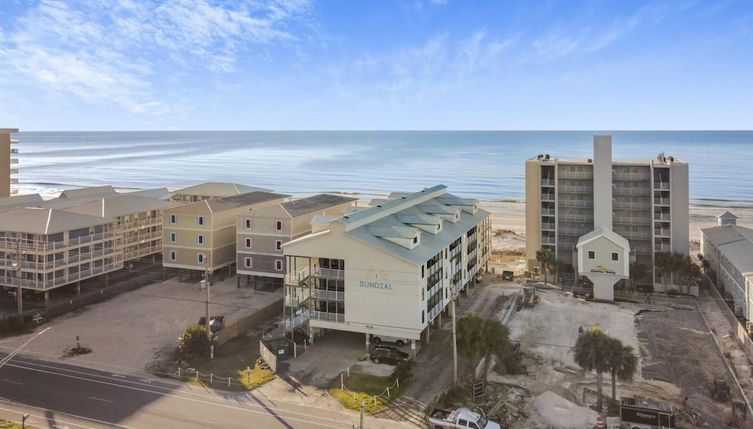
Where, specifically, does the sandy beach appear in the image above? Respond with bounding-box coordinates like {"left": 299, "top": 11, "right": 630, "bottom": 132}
{"left": 479, "top": 200, "right": 753, "bottom": 253}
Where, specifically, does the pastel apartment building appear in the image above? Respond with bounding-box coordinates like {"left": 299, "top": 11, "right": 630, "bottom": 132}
{"left": 525, "top": 135, "right": 689, "bottom": 290}
{"left": 0, "top": 128, "right": 19, "bottom": 198}
{"left": 236, "top": 194, "right": 356, "bottom": 288}
{"left": 170, "top": 182, "right": 270, "bottom": 204}
{"left": 163, "top": 191, "right": 288, "bottom": 277}
{"left": 0, "top": 187, "right": 176, "bottom": 305}
{"left": 700, "top": 212, "right": 753, "bottom": 323}
{"left": 283, "top": 185, "right": 492, "bottom": 348}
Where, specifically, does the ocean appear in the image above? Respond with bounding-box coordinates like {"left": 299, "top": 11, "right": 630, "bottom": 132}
{"left": 13, "top": 130, "right": 753, "bottom": 204}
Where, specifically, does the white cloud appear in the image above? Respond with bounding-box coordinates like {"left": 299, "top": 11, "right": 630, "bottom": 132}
{"left": 0, "top": 0, "right": 312, "bottom": 114}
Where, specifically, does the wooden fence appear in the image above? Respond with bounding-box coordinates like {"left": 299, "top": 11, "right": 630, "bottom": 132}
{"left": 213, "top": 298, "right": 283, "bottom": 347}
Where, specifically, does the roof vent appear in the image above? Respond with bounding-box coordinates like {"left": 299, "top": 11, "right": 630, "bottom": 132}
{"left": 537, "top": 154, "right": 544, "bottom": 160}
{"left": 668, "top": 156, "right": 674, "bottom": 162}
{"left": 544, "top": 154, "right": 551, "bottom": 160}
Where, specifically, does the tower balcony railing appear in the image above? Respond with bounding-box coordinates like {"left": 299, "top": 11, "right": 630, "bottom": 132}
{"left": 558, "top": 200, "right": 593, "bottom": 208}
{"left": 541, "top": 207, "right": 556, "bottom": 215}
{"left": 10, "top": 138, "right": 18, "bottom": 144}
{"left": 541, "top": 222, "right": 555, "bottom": 231}
{"left": 284, "top": 309, "right": 310, "bottom": 330}
{"left": 558, "top": 171, "right": 593, "bottom": 180}
{"left": 654, "top": 229, "right": 671, "bottom": 237}
{"left": 559, "top": 214, "right": 593, "bottom": 222}
{"left": 614, "top": 216, "right": 652, "bottom": 226}
{"left": 654, "top": 198, "right": 670, "bottom": 206}
{"left": 613, "top": 187, "right": 651, "bottom": 196}
{"left": 10, "top": 158, "right": 18, "bottom": 164}
{"left": 654, "top": 182, "right": 670, "bottom": 190}
{"left": 654, "top": 213, "right": 671, "bottom": 221}
{"left": 541, "top": 178, "right": 555, "bottom": 187}
{"left": 541, "top": 236, "right": 556, "bottom": 245}
{"left": 558, "top": 185, "right": 593, "bottom": 194}
{"left": 311, "top": 311, "right": 344, "bottom": 323}
{"left": 613, "top": 172, "right": 651, "bottom": 181}
{"left": 313, "top": 267, "right": 345, "bottom": 279}
{"left": 312, "top": 288, "right": 345, "bottom": 301}
{"left": 541, "top": 193, "right": 555, "bottom": 202}
{"left": 614, "top": 201, "right": 651, "bottom": 210}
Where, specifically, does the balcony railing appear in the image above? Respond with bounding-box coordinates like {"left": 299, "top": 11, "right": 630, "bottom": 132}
{"left": 541, "top": 178, "right": 555, "bottom": 187}
{"left": 10, "top": 168, "right": 18, "bottom": 175}
{"left": 634, "top": 247, "right": 653, "bottom": 256}
{"left": 559, "top": 227, "right": 590, "bottom": 236}
{"left": 613, "top": 172, "right": 650, "bottom": 181}
{"left": 541, "top": 236, "right": 556, "bottom": 245}
{"left": 654, "top": 182, "right": 670, "bottom": 190}
{"left": 541, "top": 223, "right": 555, "bottom": 231}
{"left": 613, "top": 187, "right": 651, "bottom": 196}
{"left": 654, "top": 229, "right": 671, "bottom": 237}
{"left": 558, "top": 199, "right": 593, "bottom": 208}
{"left": 284, "top": 310, "right": 310, "bottom": 330}
{"left": 559, "top": 214, "right": 593, "bottom": 222}
{"left": 655, "top": 244, "right": 672, "bottom": 252}
{"left": 0, "top": 262, "right": 121, "bottom": 290}
{"left": 558, "top": 171, "right": 593, "bottom": 180}
{"left": 654, "top": 213, "right": 671, "bottom": 221}
{"left": 558, "top": 185, "right": 593, "bottom": 194}
{"left": 613, "top": 216, "right": 652, "bottom": 226}
{"left": 541, "top": 208, "right": 556, "bottom": 215}
{"left": 10, "top": 138, "right": 18, "bottom": 144}
{"left": 10, "top": 158, "right": 18, "bottom": 164}
{"left": 312, "top": 289, "right": 344, "bottom": 301}
{"left": 312, "top": 267, "right": 344, "bottom": 280}
{"left": 541, "top": 193, "right": 555, "bottom": 202}
{"left": 0, "top": 232, "right": 116, "bottom": 252}
{"left": 654, "top": 198, "right": 670, "bottom": 206}
{"left": 614, "top": 201, "right": 651, "bottom": 210}
{"left": 311, "top": 311, "right": 344, "bottom": 323}
{"left": 619, "top": 231, "right": 652, "bottom": 240}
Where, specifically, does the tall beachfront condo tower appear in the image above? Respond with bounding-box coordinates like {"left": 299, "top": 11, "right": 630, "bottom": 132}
{"left": 0, "top": 128, "right": 19, "bottom": 198}
{"left": 525, "top": 135, "right": 689, "bottom": 291}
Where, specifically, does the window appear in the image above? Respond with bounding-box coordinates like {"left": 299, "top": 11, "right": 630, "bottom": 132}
{"left": 169, "top": 251, "right": 176, "bottom": 261}
{"left": 275, "top": 220, "right": 283, "bottom": 231}
{"left": 588, "top": 251, "right": 595, "bottom": 260}
{"left": 422, "top": 310, "right": 425, "bottom": 324}
{"left": 245, "top": 238, "right": 252, "bottom": 249}
{"left": 169, "top": 232, "right": 177, "bottom": 242}
{"left": 275, "top": 259, "right": 283, "bottom": 271}
{"left": 245, "top": 219, "right": 251, "bottom": 229}
{"left": 197, "top": 216, "right": 205, "bottom": 226}
{"left": 612, "top": 252, "right": 619, "bottom": 261}
{"left": 275, "top": 240, "right": 282, "bottom": 251}
{"left": 197, "top": 234, "right": 204, "bottom": 245}
{"left": 413, "top": 236, "right": 418, "bottom": 244}
{"left": 244, "top": 257, "right": 252, "bottom": 268}
{"left": 169, "top": 214, "right": 177, "bottom": 224}
{"left": 421, "top": 265, "right": 425, "bottom": 278}
{"left": 197, "top": 253, "right": 205, "bottom": 263}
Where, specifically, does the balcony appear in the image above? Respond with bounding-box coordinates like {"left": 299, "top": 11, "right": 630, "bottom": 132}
{"left": 10, "top": 158, "right": 18, "bottom": 164}
{"left": 614, "top": 201, "right": 650, "bottom": 210}
{"left": 311, "top": 310, "right": 344, "bottom": 323}
{"left": 654, "top": 213, "right": 670, "bottom": 221}
{"left": 558, "top": 199, "right": 593, "bottom": 208}
{"left": 558, "top": 171, "right": 593, "bottom": 180}
{"left": 634, "top": 247, "right": 653, "bottom": 256}
{"left": 284, "top": 310, "right": 310, "bottom": 330}
{"left": 10, "top": 178, "right": 18, "bottom": 184}
{"left": 654, "top": 198, "right": 670, "bottom": 206}
{"left": 312, "top": 288, "right": 344, "bottom": 301}
{"left": 0, "top": 231, "right": 116, "bottom": 252}
{"left": 10, "top": 168, "right": 18, "bottom": 174}
{"left": 654, "top": 182, "right": 670, "bottom": 190}
{"left": 10, "top": 148, "right": 18, "bottom": 155}
{"left": 10, "top": 138, "right": 18, "bottom": 145}
{"left": 655, "top": 229, "right": 671, "bottom": 238}
{"left": 655, "top": 244, "right": 671, "bottom": 252}
{"left": 618, "top": 230, "right": 652, "bottom": 240}
{"left": 541, "top": 222, "right": 555, "bottom": 231}
{"left": 613, "top": 172, "right": 650, "bottom": 181}
{"left": 1, "top": 262, "right": 120, "bottom": 290}
{"left": 541, "top": 192, "right": 555, "bottom": 202}
{"left": 559, "top": 214, "right": 593, "bottom": 222}
{"left": 541, "top": 178, "right": 555, "bottom": 187}
{"left": 541, "top": 207, "right": 555, "bottom": 215}
{"left": 613, "top": 216, "right": 651, "bottom": 226}
{"left": 542, "top": 236, "right": 556, "bottom": 245}
{"left": 313, "top": 267, "right": 345, "bottom": 279}
{"left": 559, "top": 185, "right": 593, "bottom": 194}
{"left": 613, "top": 187, "right": 651, "bottom": 196}
{"left": 559, "top": 227, "right": 590, "bottom": 236}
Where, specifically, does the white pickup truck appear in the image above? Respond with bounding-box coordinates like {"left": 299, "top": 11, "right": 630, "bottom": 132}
{"left": 427, "top": 407, "right": 502, "bottom": 429}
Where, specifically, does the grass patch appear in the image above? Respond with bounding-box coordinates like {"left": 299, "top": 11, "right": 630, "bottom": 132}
{"left": 175, "top": 335, "right": 274, "bottom": 391}
{"left": 328, "top": 373, "right": 403, "bottom": 413}
{"left": 0, "top": 421, "right": 31, "bottom": 429}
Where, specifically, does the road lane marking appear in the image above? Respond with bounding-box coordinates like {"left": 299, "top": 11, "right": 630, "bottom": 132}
{"left": 87, "top": 396, "right": 114, "bottom": 403}
{"left": 189, "top": 416, "right": 218, "bottom": 425}
{"left": 3, "top": 361, "right": 356, "bottom": 428}
{"left": 1, "top": 379, "right": 23, "bottom": 385}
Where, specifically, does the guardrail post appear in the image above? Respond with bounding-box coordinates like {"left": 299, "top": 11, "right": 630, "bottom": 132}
{"left": 177, "top": 367, "right": 181, "bottom": 377}
{"left": 396, "top": 378, "right": 399, "bottom": 388}
{"left": 210, "top": 373, "right": 213, "bottom": 384}
{"left": 228, "top": 377, "right": 231, "bottom": 388}
{"left": 195, "top": 371, "right": 199, "bottom": 381}
{"left": 341, "top": 373, "right": 344, "bottom": 390}
{"left": 386, "top": 387, "right": 390, "bottom": 398}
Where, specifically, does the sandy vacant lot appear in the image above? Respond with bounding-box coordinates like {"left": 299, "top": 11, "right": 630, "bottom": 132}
{"left": 0, "top": 277, "right": 281, "bottom": 375}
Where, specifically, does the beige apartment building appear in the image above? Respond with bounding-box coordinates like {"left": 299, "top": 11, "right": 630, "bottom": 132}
{"left": 525, "top": 135, "right": 689, "bottom": 290}
{"left": 163, "top": 191, "right": 288, "bottom": 277}
{"left": 0, "top": 207, "right": 122, "bottom": 302}
{"left": 236, "top": 194, "right": 356, "bottom": 288}
{"left": 0, "top": 188, "right": 178, "bottom": 309}
{"left": 0, "top": 128, "right": 19, "bottom": 198}
{"left": 170, "top": 182, "right": 270, "bottom": 204}
{"left": 283, "top": 185, "right": 492, "bottom": 349}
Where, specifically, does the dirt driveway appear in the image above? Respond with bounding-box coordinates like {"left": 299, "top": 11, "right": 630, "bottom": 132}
{"left": 0, "top": 276, "right": 281, "bottom": 375}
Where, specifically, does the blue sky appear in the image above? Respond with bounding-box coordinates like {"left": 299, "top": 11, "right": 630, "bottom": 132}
{"left": 1, "top": 0, "right": 751, "bottom": 130}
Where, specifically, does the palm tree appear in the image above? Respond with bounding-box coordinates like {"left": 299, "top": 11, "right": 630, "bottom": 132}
{"left": 573, "top": 327, "right": 612, "bottom": 411}
{"left": 456, "top": 314, "right": 511, "bottom": 382}
{"left": 536, "top": 248, "right": 555, "bottom": 285}
{"left": 606, "top": 338, "right": 639, "bottom": 403}
{"left": 629, "top": 263, "right": 649, "bottom": 292}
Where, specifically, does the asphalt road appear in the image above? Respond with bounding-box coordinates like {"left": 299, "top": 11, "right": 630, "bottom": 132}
{"left": 0, "top": 354, "right": 414, "bottom": 429}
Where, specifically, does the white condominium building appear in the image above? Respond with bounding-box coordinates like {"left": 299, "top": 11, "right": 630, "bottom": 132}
{"left": 525, "top": 135, "right": 689, "bottom": 290}
{"left": 283, "top": 185, "right": 492, "bottom": 348}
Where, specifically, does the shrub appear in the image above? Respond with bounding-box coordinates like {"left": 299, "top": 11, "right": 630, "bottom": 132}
{"left": 178, "top": 326, "right": 209, "bottom": 357}
{"left": 391, "top": 360, "right": 415, "bottom": 384}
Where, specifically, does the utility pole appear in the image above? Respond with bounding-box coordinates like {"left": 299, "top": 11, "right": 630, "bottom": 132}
{"left": 14, "top": 240, "right": 23, "bottom": 326}
{"left": 203, "top": 261, "right": 213, "bottom": 360}
{"left": 451, "top": 296, "right": 458, "bottom": 385}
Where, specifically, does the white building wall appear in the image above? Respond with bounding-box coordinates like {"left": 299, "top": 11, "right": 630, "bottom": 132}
{"left": 593, "top": 135, "right": 613, "bottom": 229}
{"left": 670, "top": 163, "right": 690, "bottom": 255}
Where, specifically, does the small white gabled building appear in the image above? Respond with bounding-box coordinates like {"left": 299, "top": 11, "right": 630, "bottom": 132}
{"left": 577, "top": 226, "right": 630, "bottom": 302}
{"left": 282, "top": 185, "right": 492, "bottom": 350}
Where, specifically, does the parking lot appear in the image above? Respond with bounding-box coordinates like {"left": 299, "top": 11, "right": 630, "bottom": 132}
{"left": 0, "top": 275, "right": 281, "bottom": 375}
